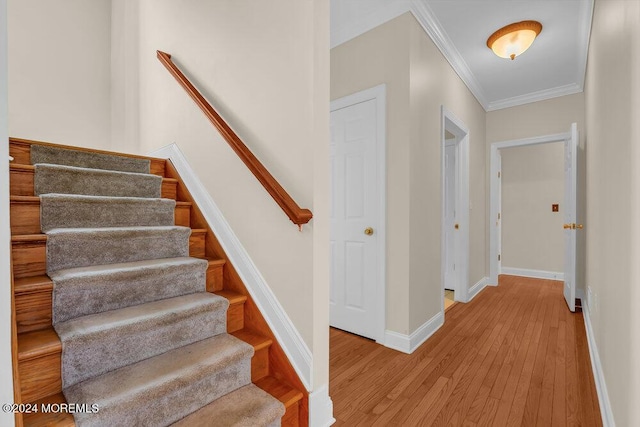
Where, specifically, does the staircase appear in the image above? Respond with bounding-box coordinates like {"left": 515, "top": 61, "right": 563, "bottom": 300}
{"left": 9, "top": 138, "right": 307, "bottom": 427}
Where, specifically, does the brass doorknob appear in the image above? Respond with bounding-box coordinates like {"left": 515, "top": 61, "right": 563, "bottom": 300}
{"left": 454, "top": 224, "right": 459, "bottom": 230}
{"left": 576, "top": 224, "right": 583, "bottom": 229}
{"left": 563, "top": 224, "right": 572, "bottom": 229}
{"left": 364, "top": 227, "right": 374, "bottom": 236}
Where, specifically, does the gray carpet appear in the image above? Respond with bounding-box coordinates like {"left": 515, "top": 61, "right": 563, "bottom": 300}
{"left": 35, "top": 164, "right": 162, "bottom": 198}
{"left": 34, "top": 147, "right": 284, "bottom": 426}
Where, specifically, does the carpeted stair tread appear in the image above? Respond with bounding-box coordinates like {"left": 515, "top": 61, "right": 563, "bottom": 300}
{"left": 34, "top": 163, "right": 162, "bottom": 198}
{"left": 51, "top": 257, "right": 208, "bottom": 324}
{"left": 56, "top": 292, "right": 229, "bottom": 387}
{"left": 40, "top": 194, "right": 175, "bottom": 232}
{"left": 46, "top": 226, "right": 191, "bottom": 272}
{"left": 64, "top": 333, "right": 253, "bottom": 427}
{"left": 31, "top": 144, "right": 150, "bottom": 174}
{"left": 171, "top": 384, "right": 285, "bottom": 427}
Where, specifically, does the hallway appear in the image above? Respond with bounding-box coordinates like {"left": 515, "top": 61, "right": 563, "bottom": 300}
{"left": 330, "top": 276, "right": 601, "bottom": 426}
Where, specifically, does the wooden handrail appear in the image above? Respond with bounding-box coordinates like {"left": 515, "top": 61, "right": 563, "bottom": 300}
{"left": 156, "top": 51, "right": 312, "bottom": 229}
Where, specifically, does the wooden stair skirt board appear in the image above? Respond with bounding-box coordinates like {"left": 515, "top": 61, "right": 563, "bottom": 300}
{"left": 9, "top": 137, "right": 307, "bottom": 427}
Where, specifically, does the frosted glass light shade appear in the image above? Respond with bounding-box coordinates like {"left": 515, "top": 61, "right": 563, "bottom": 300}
{"left": 487, "top": 21, "right": 543, "bottom": 60}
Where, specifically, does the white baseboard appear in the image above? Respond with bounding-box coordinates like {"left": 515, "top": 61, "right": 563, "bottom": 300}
{"left": 501, "top": 267, "right": 564, "bottom": 281}
{"left": 384, "top": 311, "right": 444, "bottom": 354}
{"left": 582, "top": 300, "right": 615, "bottom": 426}
{"left": 150, "top": 144, "right": 312, "bottom": 390}
{"left": 309, "top": 384, "right": 335, "bottom": 427}
{"left": 467, "top": 277, "right": 489, "bottom": 301}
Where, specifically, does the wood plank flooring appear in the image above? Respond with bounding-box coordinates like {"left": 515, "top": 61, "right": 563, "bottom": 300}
{"left": 329, "top": 275, "right": 601, "bottom": 426}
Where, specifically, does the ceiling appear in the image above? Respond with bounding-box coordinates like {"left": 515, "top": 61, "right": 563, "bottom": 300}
{"left": 330, "top": 0, "right": 594, "bottom": 111}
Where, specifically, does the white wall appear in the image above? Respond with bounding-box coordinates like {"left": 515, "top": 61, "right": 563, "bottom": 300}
{"left": 331, "top": 13, "right": 487, "bottom": 335}
{"left": 500, "top": 143, "right": 564, "bottom": 273}
{"left": 7, "top": 0, "right": 112, "bottom": 150}
{"left": 408, "top": 16, "right": 486, "bottom": 331}
{"left": 0, "top": 0, "right": 16, "bottom": 424}
{"left": 584, "top": 0, "right": 640, "bottom": 424}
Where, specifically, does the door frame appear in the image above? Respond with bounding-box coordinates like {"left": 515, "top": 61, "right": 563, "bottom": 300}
{"left": 440, "top": 107, "right": 470, "bottom": 306}
{"left": 489, "top": 129, "right": 572, "bottom": 285}
{"left": 330, "top": 84, "right": 387, "bottom": 343}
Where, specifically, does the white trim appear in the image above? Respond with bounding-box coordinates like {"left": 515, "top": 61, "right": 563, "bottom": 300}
{"left": 330, "top": 84, "right": 387, "bottom": 344}
{"left": 576, "top": 0, "right": 595, "bottom": 92}
{"left": 501, "top": 267, "right": 564, "bottom": 281}
{"left": 411, "top": 0, "right": 489, "bottom": 109}
{"left": 308, "top": 384, "right": 335, "bottom": 427}
{"left": 486, "top": 83, "right": 583, "bottom": 112}
{"left": 441, "top": 107, "right": 470, "bottom": 308}
{"left": 582, "top": 299, "right": 615, "bottom": 427}
{"left": 467, "top": 277, "right": 489, "bottom": 301}
{"left": 489, "top": 131, "right": 571, "bottom": 284}
{"left": 384, "top": 311, "right": 444, "bottom": 354}
{"left": 149, "top": 144, "right": 313, "bottom": 390}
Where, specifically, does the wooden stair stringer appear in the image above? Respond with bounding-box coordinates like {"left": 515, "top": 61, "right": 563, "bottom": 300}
{"left": 164, "top": 160, "right": 308, "bottom": 427}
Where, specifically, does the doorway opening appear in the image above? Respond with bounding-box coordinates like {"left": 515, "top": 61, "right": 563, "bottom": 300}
{"left": 489, "top": 124, "right": 580, "bottom": 311}
{"left": 441, "top": 107, "right": 470, "bottom": 314}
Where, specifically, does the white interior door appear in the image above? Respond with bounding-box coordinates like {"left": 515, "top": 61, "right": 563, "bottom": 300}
{"left": 444, "top": 141, "right": 457, "bottom": 292}
{"left": 330, "top": 98, "right": 379, "bottom": 339}
{"left": 563, "top": 123, "right": 578, "bottom": 311}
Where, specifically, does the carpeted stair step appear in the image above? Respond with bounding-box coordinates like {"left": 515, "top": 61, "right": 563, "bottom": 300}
{"left": 46, "top": 226, "right": 191, "bottom": 272}
{"left": 64, "top": 333, "right": 253, "bottom": 427}
{"left": 10, "top": 163, "right": 178, "bottom": 198}
{"left": 34, "top": 163, "right": 162, "bottom": 198}
{"left": 31, "top": 143, "right": 151, "bottom": 174}
{"left": 172, "top": 384, "right": 285, "bottom": 427}
{"left": 56, "top": 292, "right": 229, "bottom": 387}
{"left": 51, "top": 257, "right": 208, "bottom": 324}
{"left": 40, "top": 194, "right": 175, "bottom": 233}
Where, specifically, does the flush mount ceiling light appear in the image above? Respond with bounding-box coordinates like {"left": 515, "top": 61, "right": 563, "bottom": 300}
{"left": 487, "top": 20, "right": 543, "bottom": 60}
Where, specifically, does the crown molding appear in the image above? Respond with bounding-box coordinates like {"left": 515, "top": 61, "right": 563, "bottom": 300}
{"left": 331, "top": 0, "right": 592, "bottom": 112}
{"left": 409, "top": 0, "right": 489, "bottom": 109}
{"left": 576, "top": 0, "right": 594, "bottom": 91}
{"left": 486, "top": 83, "right": 582, "bottom": 111}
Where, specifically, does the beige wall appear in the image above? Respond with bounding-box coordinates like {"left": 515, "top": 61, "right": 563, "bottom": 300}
{"left": 7, "top": 0, "right": 112, "bottom": 150}
{"left": 487, "top": 93, "right": 586, "bottom": 287}
{"left": 128, "top": 1, "right": 328, "bottom": 383}
{"left": 1, "top": 0, "right": 16, "bottom": 424}
{"left": 585, "top": 0, "right": 640, "bottom": 424}
{"left": 500, "top": 143, "right": 564, "bottom": 272}
{"left": 331, "top": 14, "right": 411, "bottom": 334}
{"left": 331, "top": 13, "right": 486, "bottom": 335}
{"left": 408, "top": 17, "right": 486, "bottom": 331}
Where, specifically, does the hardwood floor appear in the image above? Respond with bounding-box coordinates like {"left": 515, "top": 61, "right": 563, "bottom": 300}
{"left": 329, "top": 275, "right": 601, "bottom": 426}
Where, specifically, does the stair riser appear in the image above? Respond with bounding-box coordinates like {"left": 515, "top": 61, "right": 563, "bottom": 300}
{"left": 11, "top": 232, "right": 205, "bottom": 278}
{"left": 227, "top": 303, "right": 244, "bottom": 333}
{"left": 19, "top": 352, "right": 62, "bottom": 403}
{"left": 10, "top": 166, "right": 177, "bottom": 198}
{"left": 19, "top": 332, "right": 267, "bottom": 404}
{"left": 10, "top": 200, "right": 190, "bottom": 235}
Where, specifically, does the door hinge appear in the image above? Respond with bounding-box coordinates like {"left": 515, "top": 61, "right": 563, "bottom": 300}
{"left": 498, "top": 254, "right": 501, "bottom": 261}
{"left": 498, "top": 171, "right": 501, "bottom": 178}
{"left": 498, "top": 213, "right": 501, "bottom": 220}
